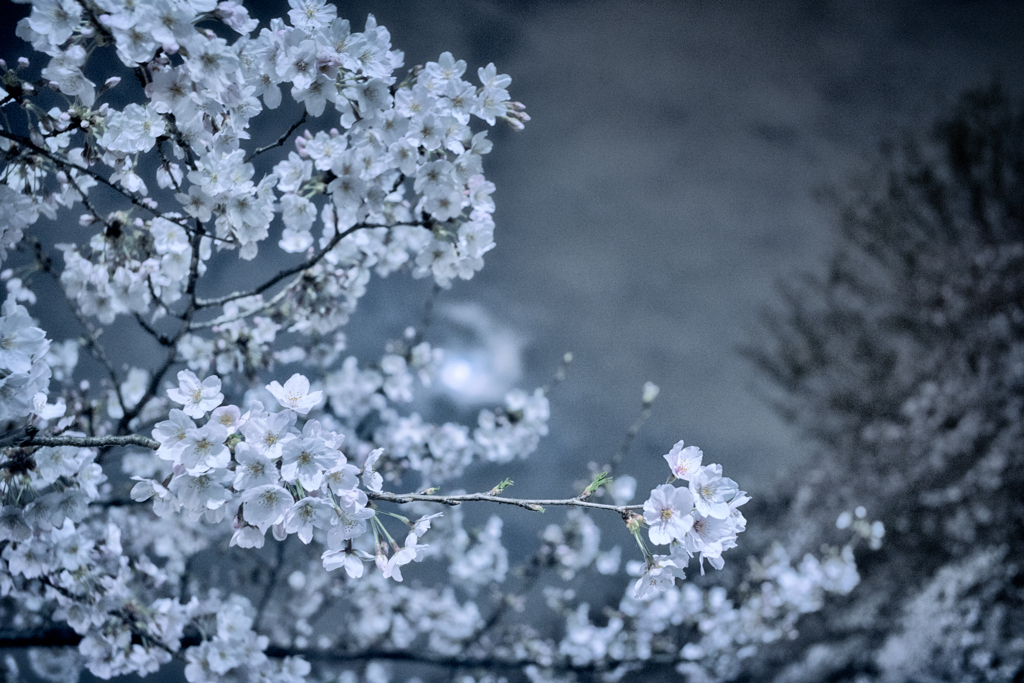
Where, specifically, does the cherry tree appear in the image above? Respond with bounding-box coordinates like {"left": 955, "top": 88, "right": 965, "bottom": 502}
{"left": 0, "top": 0, "right": 873, "bottom": 681}
{"left": 744, "top": 85, "right": 1024, "bottom": 682}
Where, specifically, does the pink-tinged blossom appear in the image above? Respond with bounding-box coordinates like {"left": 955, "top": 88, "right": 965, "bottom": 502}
{"left": 239, "top": 410, "right": 297, "bottom": 459}
{"left": 280, "top": 422, "right": 338, "bottom": 490}
{"left": 642, "top": 484, "right": 695, "bottom": 546}
{"left": 209, "top": 405, "right": 242, "bottom": 433}
{"left": 633, "top": 556, "right": 683, "bottom": 600}
{"left": 76, "top": 456, "right": 107, "bottom": 500}
{"left": 166, "top": 370, "right": 224, "bottom": 418}
{"left": 383, "top": 534, "right": 428, "bottom": 582}
{"left": 410, "top": 512, "right": 444, "bottom": 540}
{"left": 664, "top": 440, "right": 703, "bottom": 481}
{"left": 683, "top": 513, "right": 735, "bottom": 574}
{"left": 326, "top": 506, "right": 374, "bottom": 548}
{"left": 324, "top": 461, "right": 359, "bottom": 494}
{"left": 28, "top": 0, "right": 82, "bottom": 46}
{"left": 169, "top": 472, "right": 233, "bottom": 515}
{"left": 3, "top": 540, "right": 48, "bottom": 579}
{"left": 230, "top": 525, "right": 266, "bottom": 549}
{"left": 33, "top": 445, "right": 80, "bottom": 483}
{"left": 334, "top": 487, "right": 368, "bottom": 513}
{"left": 0, "top": 302, "right": 48, "bottom": 374}
{"left": 0, "top": 506, "right": 31, "bottom": 542}
{"left": 129, "top": 478, "right": 180, "bottom": 518}
{"left": 52, "top": 519, "right": 93, "bottom": 571}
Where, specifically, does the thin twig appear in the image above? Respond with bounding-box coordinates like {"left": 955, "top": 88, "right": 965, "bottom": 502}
{"left": 4, "top": 432, "right": 643, "bottom": 517}
{"left": 188, "top": 273, "right": 302, "bottom": 330}
{"left": 244, "top": 111, "right": 307, "bottom": 163}
{"left": 134, "top": 312, "right": 174, "bottom": 346}
{"left": 256, "top": 539, "right": 288, "bottom": 629}
{"left": 368, "top": 490, "right": 642, "bottom": 516}
{"left": 32, "top": 241, "right": 129, "bottom": 413}
{"left": 609, "top": 395, "right": 657, "bottom": 475}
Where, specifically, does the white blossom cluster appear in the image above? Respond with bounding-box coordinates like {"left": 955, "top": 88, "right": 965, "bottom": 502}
{"left": 9, "top": 0, "right": 525, "bottom": 334}
{"left": 633, "top": 441, "right": 748, "bottom": 597}
{"left": 521, "top": 513, "right": 878, "bottom": 682}
{"left": 0, "top": 293, "right": 55, "bottom": 421}
{"left": 131, "top": 370, "right": 423, "bottom": 578}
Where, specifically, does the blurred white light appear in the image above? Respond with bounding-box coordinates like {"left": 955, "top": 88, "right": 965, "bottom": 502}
{"left": 432, "top": 303, "right": 525, "bottom": 404}
{"left": 441, "top": 358, "right": 474, "bottom": 392}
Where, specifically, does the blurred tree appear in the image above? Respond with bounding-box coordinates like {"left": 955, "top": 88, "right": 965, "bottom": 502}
{"left": 746, "top": 84, "right": 1024, "bottom": 682}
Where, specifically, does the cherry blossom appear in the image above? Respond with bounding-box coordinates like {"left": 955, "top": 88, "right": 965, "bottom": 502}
{"left": 664, "top": 439, "right": 703, "bottom": 481}
{"left": 267, "top": 373, "right": 323, "bottom": 414}
{"left": 689, "top": 463, "right": 740, "bottom": 519}
{"left": 167, "top": 370, "right": 225, "bottom": 419}
{"left": 643, "top": 484, "right": 696, "bottom": 545}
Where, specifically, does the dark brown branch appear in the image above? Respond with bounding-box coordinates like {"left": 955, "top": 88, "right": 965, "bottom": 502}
{"left": 0, "top": 626, "right": 82, "bottom": 649}
{"left": 134, "top": 312, "right": 175, "bottom": 346}
{"left": 116, "top": 217, "right": 207, "bottom": 434}
{"left": 263, "top": 643, "right": 678, "bottom": 672}
{"left": 0, "top": 625, "right": 680, "bottom": 673}
{"left": 244, "top": 112, "right": 307, "bottom": 163}
{"left": 194, "top": 221, "right": 426, "bottom": 310}
{"left": 10, "top": 434, "right": 159, "bottom": 450}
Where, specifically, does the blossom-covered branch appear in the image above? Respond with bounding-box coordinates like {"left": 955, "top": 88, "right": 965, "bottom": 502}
{"left": 368, "top": 490, "right": 642, "bottom": 515}
{"left": 0, "top": 1, "right": 754, "bottom": 681}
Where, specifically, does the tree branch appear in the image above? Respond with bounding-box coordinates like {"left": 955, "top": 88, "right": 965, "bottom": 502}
{"left": 244, "top": 111, "right": 307, "bottom": 163}
{"left": 3, "top": 429, "right": 643, "bottom": 516}
{"left": 0, "top": 625, "right": 680, "bottom": 674}
{"left": 115, "top": 218, "right": 208, "bottom": 435}
{"left": 0, "top": 626, "right": 83, "bottom": 649}
{"left": 188, "top": 273, "right": 302, "bottom": 330}
{"left": 194, "top": 220, "right": 427, "bottom": 310}
{"left": 6, "top": 434, "right": 159, "bottom": 450}
{"left": 0, "top": 129, "right": 158, "bottom": 217}
{"left": 263, "top": 643, "right": 677, "bottom": 673}
{"left": 368, "top": 490, "right": 642, "bottom": 516}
